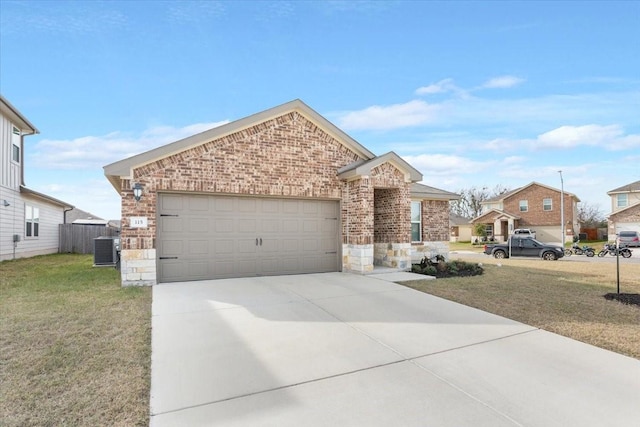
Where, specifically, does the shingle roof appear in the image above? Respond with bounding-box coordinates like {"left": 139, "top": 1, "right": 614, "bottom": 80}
{"left": 410, "top": 183, "right": 460, "bottom": 201}
{"left": 607, "top": 180, "right": 640, "bottom": 194}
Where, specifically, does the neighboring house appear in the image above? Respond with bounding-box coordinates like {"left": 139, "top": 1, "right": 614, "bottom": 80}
{"left": 607, "top": 180, "right": 640, "bottom": 236}
{"left": 64, "top": 207, "right": 105, "bottom": 224}
{"left": 0, "top": 95, "right": 73, "bottom": 261}
{"left": 449, "top": 213, "right": 473, "bottom": 243}
{"left": 470, "top": 182, "right": 579, "bottom": 244}
{"left": 104, "top": 99, "right": 458, "bottom": 286}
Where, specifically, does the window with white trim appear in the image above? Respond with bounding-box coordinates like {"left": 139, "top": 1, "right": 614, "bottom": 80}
{"left": 616, "top": 194, "right": 628, "bottom": 208}
{"left": 543, "top": 198, "right": 552, "bottom": 211}
{"left": 12, "top": 126, "right": 21, "bottom": 163}
{"left": 486, "top": 224, "right": 494, "bottom": 237}
{"left": 25, "top": 205, "right": 39, "bottom": 237}
{"left": 519, "top": 200, "right": 528, "bottom": 212}
{"left": 411, "top": 201, "right": 421, "bottom": 242}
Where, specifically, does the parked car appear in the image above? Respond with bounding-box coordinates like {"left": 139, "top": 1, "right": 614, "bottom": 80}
{"left": 617, "top": 230, "right": 640, "bottom": 248}
{"left": 483, "top": 236, "right": 564, "bottom": 260}
{"left": 513, "top": 228, "right": 536, "bottom": 239}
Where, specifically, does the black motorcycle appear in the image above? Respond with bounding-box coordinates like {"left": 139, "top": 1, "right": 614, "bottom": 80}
{"left": 566, "top": 241, "right": 595, "bottom": 257}
{"left": 598, "top": 243, "right": 632, "bottom": 258}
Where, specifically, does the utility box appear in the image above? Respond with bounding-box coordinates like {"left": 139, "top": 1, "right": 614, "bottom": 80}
{"left": 94, "top": 236, "right": 117, "bottom": 266}
{"left": 13, "top": 234, "right": 20, "bottom": 242}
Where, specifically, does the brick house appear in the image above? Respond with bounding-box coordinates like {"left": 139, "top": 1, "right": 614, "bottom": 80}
{"left": 471, "top": 182, "right": 579, "bottom": 243}
{"left": 104, "top": 100, "right": 458, "bottom": 286}
{"left": 607, "top": 180, "right": 640, "bottom": 236}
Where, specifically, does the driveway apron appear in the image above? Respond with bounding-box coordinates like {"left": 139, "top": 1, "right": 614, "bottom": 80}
{"left": 150, "top": 272, "right": 640, "bottom": 426}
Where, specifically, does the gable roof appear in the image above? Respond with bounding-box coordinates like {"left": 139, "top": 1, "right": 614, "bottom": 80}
{"left": 20, "top": 186, "right": 73, "bottom": 209}
{"left": 450, "top": 213, "right": 472, "bottom": 226}
{"left": 104, "top": 99, "right": 376, "bottom": 190}
{"left": 0, "top": 95, "right": 39, "bottom": 135}
{"left": 410, "top": 183, "right": 460, "bottom": 200}
{"left": 472, "top": 208, "right": 521, "bottom": 223}
{"left": 607, "top": 180, "right": 640, "bottom": 194}
{"left": 337, "top": 151, "right": 423, "bottom": 183}
{"left": 607, "top": 201, "right": 640, "bottom": 219}
{"left": 483, "top": 182, "right": 580, "bottom": 203}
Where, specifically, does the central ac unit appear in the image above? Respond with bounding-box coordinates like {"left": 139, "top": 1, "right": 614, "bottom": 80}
{"left": 94, "top": 236, "right": 116, "bottom": 266}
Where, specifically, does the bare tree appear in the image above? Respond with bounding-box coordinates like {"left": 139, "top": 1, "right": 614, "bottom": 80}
{"left": 450, "top": 185, "right": 511, "bottom": 219}
{"left": 577, "top": 201, "right": 606, "bottom": 227}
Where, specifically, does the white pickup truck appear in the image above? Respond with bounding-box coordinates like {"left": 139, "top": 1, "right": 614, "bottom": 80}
{"left": 513, "top": 228, "right": 536, "bottom": 239}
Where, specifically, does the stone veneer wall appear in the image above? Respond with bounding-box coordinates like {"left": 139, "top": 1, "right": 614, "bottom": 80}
{"left": 342, "top": 244, "right": 374, "bottom": 274}
{"left": 411, "top": 241, "right": 450, "bottom": 263}
{"left": 373, "top": 243, "right": 412, "bottom": 270}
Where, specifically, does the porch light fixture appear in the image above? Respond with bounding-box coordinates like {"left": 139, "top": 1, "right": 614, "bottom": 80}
{"left": 133, "top": 183, "right": 143, "bottom": 202}
{"left": 1, "top": 199, "right": 10, "bottom": 207}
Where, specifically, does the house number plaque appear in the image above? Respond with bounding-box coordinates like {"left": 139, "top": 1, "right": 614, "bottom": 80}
{"left": 130, "top": 217, "right": 148, "bottom": 228}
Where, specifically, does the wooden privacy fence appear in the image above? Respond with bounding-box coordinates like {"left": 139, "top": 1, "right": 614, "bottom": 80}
{"left": 59, "top": 224, "right": 119, "bottom": 254}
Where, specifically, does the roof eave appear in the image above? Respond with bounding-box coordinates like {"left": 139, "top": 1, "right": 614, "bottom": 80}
{"left": 0, "top": 95, "right": 39, "bottom": 135}
{"left": 20, "top": 186, "right": 73, "bottom": 209}
{"left": 103, "top": 99, "right": 377, "bottom": 183}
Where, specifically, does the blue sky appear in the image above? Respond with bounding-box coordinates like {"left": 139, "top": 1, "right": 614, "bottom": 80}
{"left": 1, "top": 0, "right": 639, "bottom": 221}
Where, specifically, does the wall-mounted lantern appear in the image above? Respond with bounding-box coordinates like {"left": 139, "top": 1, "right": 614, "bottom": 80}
{"left": 133, "top": 183, "right": 143, "bottom": 202}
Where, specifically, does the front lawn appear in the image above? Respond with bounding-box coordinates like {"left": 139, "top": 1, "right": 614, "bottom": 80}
{"left": 401, "top": 256, "right": 640, "bottom": 359}
{"left": 0, "top": 254, "right": 151, "bottom": 427}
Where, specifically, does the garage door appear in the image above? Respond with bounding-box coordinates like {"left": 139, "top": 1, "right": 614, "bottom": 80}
{"left": 157, "top": 194, "right": 340, "bottom": 283}
{"left": 615, "top": 223, "right": 640, "bottom": 234}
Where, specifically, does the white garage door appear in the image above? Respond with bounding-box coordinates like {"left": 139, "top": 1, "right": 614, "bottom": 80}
{"left": 157, "top": 194, "right": 340, "bottom": 283}
{"left": 615, "top": 223, "right": 640, "bottom": 234}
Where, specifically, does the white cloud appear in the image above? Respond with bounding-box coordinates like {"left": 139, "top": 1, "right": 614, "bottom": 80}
{"left": 482, "top": 124, "right": 640, "bottom": 152}
{"left": 337, "top": 100, "right": 441, "bottom": 131}
{"left": 537, "top": 124, "right": 616, "bottom": 148}
{"left": 415, "top": 78, "right": 458, "bottom": 95}
{"left": 30, "top": 121, "right": 228, "bottom": 169}
{"left": 536, "top": 124, "right": 640, "bottom": 150}
{"left": 481, "top": 75, "right": 525, "bottom": 89}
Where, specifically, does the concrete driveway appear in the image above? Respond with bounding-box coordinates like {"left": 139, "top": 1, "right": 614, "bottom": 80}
{"left": 150, "top": 272, "right": 640, "bottom": 426}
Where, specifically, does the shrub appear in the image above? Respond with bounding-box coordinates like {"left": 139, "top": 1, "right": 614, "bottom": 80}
{"left": 412, "top": 256, "right": 483, "bottom": 278}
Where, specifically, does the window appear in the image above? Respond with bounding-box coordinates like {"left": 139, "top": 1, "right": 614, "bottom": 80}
{"left": 616, "top": 194, "right": 628, "bottom": 208}
{"left": 485, "top": 224, "right": 494, "bottom": 237}
{"left": 543, "top": 198, "right": 552, "bottom": 211}
{"left": 12, "top": 126, "right": 21, "bottom": 163}
{"left": 25, "top": 205, "right": 39, "bottom": 237}
{"left": 411, "top": 201, "right": 421, "bottom": 242}
{"left": 519, "top": 200, "right": 528, "bottom": 212}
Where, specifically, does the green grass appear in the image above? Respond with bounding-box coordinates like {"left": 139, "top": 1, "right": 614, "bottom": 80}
{"left": 402, "top": 257, "right": 640, "bottom": 359}
{"left": 0, "top": 254, "right": 152, "bottom": 427}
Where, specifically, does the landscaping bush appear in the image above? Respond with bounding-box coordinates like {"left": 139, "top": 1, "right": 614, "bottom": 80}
{"left": 412, "top": 256, "right": 484, "bottom": 278}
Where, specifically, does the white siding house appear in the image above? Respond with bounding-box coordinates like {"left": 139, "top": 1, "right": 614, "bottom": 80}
{"left": 0, "top": 95, "right": 73, "bottom": 261}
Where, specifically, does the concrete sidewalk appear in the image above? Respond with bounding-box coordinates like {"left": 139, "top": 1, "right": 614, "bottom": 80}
{"left": 150, "top": 272, "right": 640, "bottom": 426}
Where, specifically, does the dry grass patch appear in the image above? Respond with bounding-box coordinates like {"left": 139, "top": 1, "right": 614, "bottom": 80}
{"left": 0, "top": 254, "right": 151, "bottom": 427}
{"left": 402, "top": 256, "right": 640, "bottom": 359}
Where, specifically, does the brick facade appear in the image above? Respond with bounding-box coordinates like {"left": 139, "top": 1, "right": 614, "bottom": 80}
{"left": 503, "top": 185, "right": 576, "bottom": 229}
{"left": 109, "top": 102, "right": 452, "bottom": 285}
{"left": 608, "top": 203, "right": 640, "bottom": 237}
{"left": 472, "top": 183, "right": 579, "bottom": 243}
{"left": 121, "top": 112, "right": 362, "bottom": 253}
{"left": 421, "top": 200, "right": 449, "bottom": 241}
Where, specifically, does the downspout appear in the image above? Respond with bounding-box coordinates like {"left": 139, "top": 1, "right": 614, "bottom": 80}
{"left": 63, "top": 207, "right": 74, "bottom": 224}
